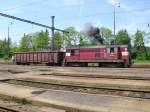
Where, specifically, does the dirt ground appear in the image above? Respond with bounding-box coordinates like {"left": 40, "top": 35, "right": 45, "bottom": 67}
{"left": 0, "top": 63, "right": 149, "bottom": 112}
{"left": 0, "top": 88, "right": 66, "bottom": 112}
{"left": 0, "top": 99, "right": 63, "bottom": 112}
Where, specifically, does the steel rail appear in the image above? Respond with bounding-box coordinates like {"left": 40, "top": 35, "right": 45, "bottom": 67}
{"left": 0, "top": 106, "right": 20, "bottom": 112}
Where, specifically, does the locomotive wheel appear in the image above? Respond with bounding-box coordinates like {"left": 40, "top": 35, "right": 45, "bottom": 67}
{"left": 98, "top": 63, "right": 102, "bottom": 67}
{"left": 82, "top": 63, "right": 88, "bottom": 67}
{"left": 26, "top": 63, "right": 30, "bottom": 65}
{"left": 16, "top": 62, "right": 21, "bottom": 65}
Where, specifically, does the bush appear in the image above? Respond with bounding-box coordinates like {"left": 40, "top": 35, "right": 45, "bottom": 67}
{"left": 0, "top": 51, "right": 12, "bottom": 60}
{"left": 147, "top": 52, "right": 150, "bottom": 60}
{"left": 136, "top": 52, "right": 148, "bottom": 60}
{"left": 3, "top": 55, "right": 10, "bottom": 60}
{"left": 131, "top": 48, "right": 137, "bottom": 59}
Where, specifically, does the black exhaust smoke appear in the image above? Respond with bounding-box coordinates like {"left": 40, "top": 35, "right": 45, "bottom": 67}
{"left": 84, "top": 24, "right": 104, "bottom": 44}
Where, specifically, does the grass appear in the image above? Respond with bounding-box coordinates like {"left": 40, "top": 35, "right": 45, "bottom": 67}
{"left": 0, "top": 58, "right": 12, "bottom": 63}
{"left": 0, "top": 94, "right": 31, "bottom": 105}
{"left": 134, "top": 60, "right": 150, "bottom": 64}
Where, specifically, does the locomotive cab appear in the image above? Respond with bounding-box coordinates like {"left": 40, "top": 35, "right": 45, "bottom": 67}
{"left": 106, "top": 45, "right": 131, "bottom": 67}
{"left": 120, "top": 47, "right": 131, "bottom": 67}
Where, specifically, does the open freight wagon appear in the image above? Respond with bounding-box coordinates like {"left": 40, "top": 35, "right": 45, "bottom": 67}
{"left": 13, "top": 51, "right": 65, "bottom": 66}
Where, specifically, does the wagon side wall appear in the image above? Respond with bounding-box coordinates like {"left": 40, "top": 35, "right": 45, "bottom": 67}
{"left": 14, "top": 52, "right": 65, "bottom": 65}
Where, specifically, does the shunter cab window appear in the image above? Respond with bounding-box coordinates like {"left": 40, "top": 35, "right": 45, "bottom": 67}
{"left": 110, "top": 48, "right": 115, "bottom": 53}
{"left": 71, "top": 50, "right": 75, "bottom": 56}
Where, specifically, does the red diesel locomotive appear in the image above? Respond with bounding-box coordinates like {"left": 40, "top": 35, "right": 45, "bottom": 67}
{"left": 13, "top": 45, "right": 132, "bottom": 67}
{"left": 65, "top": 45, "right": 131, "bottom": 67}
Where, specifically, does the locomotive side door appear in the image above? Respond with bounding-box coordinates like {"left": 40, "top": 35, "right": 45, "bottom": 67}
{"left": 118, "top": 47, "right": 122, "bottom": 59}
{"left": 104, "top": 48, "right": 107, "bottom": 60}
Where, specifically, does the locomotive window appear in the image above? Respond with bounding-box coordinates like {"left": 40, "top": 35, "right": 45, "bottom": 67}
{"left": 71, "top": 50, "right": 75, "bottom": 56}
{"left": 75, "top": 50, "right": 79, "bottom": 54}
{"left": 110, "top": 48, "right": 115, "bottom": 53}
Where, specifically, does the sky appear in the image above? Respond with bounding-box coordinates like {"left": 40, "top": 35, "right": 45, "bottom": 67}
{"left": 0, "top": 0, "right": 150, "bottom": 46}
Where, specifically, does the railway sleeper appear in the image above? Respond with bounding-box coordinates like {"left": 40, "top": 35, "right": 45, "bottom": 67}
{"left": 3, "top": 79, "right": 150, "bottom": 99}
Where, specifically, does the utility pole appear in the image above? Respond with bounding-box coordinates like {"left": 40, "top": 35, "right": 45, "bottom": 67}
{"left": 113, "top": 3, "right": 120, "bottom": 36}
{"left": 51, "top": 16, "right": 55, "bottom": 51}
{"left": 113, "top": 3, "right": 120, "bottom": 45}
{"left": 7, "top": 26, "right": 10, "bottom": 49}
{"left": 113, "top": 6, "right": 116, "bottom": 36}
{"left": 7, "top": 22, "right": 13, "bottom": 50}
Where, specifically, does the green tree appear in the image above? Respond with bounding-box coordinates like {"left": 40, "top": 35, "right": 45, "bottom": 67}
{"left": 63, "top": 27, "right": 81, "bottom": 47}
{"left": 0, "top": 38, "right": 12, "bottom": 59}
{"left": 90, "top": 39, "right": 98, "bottom": 46}
{"left": 20, "top": 34, "right": 32, "bottom": 52}
{"left": 19, "top": 30, "right": 50, "bottom": 52}
{"left": 134, "top": 30, "right": 148, "bottom": 60}
{"left": 0, "top": 40, "right": 3, "bottom": 51}
{"left": 79, "top": 36, "right": 88, "bottom": 46}
{"left": 32, "top": 30, "right": 50, "bottom": 51}
{"left": 115, "top": 30, "right": 131, "bottom": 48}
{"left": 143, "top": 31, "right": 150, "bottom": 60}
{"left": 11, "top": 42, "right": 20, "bottom": 52}
{"left": 100, "top": 27, "right": 112, "bottom": 44}
{"left": 79, "top": 31, "right": 89, "bottom": 46}
{"left": 54, "top": 32, "right": 63, "bottom": 50}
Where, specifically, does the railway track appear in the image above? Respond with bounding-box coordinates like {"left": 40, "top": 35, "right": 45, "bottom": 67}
{"left": 1, "top": 61, "right": 150, "bottom": 68}
{"left": 40, "top": 72, "right": 150, "bottom": 80}
{"left": 4, "top": 79, "right": 150, "bottom": 99}
{"left": 132, "top": 64, "right": 150, "bottom": 68}
{"left": 0, "top": 106, "right": 20, "bottom": 112}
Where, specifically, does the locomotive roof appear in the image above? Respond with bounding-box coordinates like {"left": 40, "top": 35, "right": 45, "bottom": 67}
{"left": 66, "top": 45, "right": 128, "bottom": 49}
